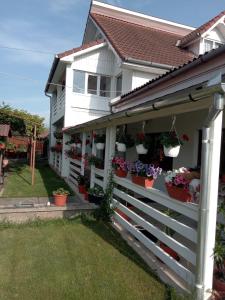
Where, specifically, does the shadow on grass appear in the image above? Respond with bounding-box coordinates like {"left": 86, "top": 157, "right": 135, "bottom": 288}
{"left": 80, "top": 214, "right": 160, "bottom": 280}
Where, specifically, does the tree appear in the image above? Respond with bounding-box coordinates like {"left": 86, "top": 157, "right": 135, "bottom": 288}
{"left": 0, "top": 104, "right": 45, "bottom": 136}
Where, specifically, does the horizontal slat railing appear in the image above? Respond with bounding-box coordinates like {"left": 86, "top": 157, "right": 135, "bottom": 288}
{"left": 113, "top": 199, "right": 196, "bottom": 265}
{"left": 114, "top": 176, "right": 198, "bottom": 221}
{"left": 114, "top": 212, "right": 195, "bottom": 285}
{"left": 69, "top": 158, "right": 81, "bottom": 187}
{"left": 113, "top": 175, "right": 198, "bottom": 287}
{"left": 113, "top": 188, "right": 197, "bottom": 243}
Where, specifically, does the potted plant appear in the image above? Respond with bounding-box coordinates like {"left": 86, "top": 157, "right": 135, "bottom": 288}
{"left": 116, "top": 132, "right": 134, "bottom": 152}
{"left": 164, "top": 168, "right": 192, "bottom": 202}
{"left": 55, "top": 142, "right": 62, "bottom": 153}
{"left": 94, "top": 134, "right": 105, "bottom": 150}
{"left": 84, "top": 179, "right": 90, "bottom": 201}
{"left": 53, "top": 188, "right": 70, "bottom": 206}
{"left": 159, "top": 132, "right": 189, "bottom": 158}
{"left": 88, "top": 155, "right": 104, "bottom": 169}
{"left": 0, "top": 140, "right": 5, "bottom": 150}
{"left": 135, "top": 132, "right": 151, "bottom": 154}
{"left": 54, "top": 131, "right": 63, "bottom": 140}
{"left": 74, "top": 136, "right": 82, "bottom": 149}
{"left": 88, "top": 185, "right": 104, "bottom": 204}
{"left": 77, "top": 175, "right": 86, "bottom": 194}
{"left": 129, "top": 160, "right": 162, "bottom": 188}
{"left": 112, "top": 156, "right": 128, "bottom": 177}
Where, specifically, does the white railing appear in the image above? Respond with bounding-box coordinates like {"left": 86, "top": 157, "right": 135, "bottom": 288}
{"left": 68, "top": 158, "right": 82, "bottom": 187}
{"left": 112, "top": 175, "right": 198, "bottom": 287}
{"left": 92, "top": 167, "right": 104, "bottom": 188}
{"left": 55, "top": 153, "right": 62, "bottom": 173}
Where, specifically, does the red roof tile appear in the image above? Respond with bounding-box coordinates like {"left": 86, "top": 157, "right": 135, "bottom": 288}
{"left": 179, "top": 11, "right": 225, "bottom": 47}
{"left": 0, "top": 124, "right": 11, "bottom": 137}
{"left": 91, "top": 13, "right": 194, "bottom": 67}
{"left": 57, "top": 39, "right": 105, "bottom": 59}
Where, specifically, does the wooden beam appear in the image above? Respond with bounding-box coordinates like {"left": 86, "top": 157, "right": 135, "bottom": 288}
{"left": 31, "top": 125, "right": 37, "bottom": 186}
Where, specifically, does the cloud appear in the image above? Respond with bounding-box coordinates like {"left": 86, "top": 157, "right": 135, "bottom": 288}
{"left": 47, "top": 0, "right": 82, "bottom": 13}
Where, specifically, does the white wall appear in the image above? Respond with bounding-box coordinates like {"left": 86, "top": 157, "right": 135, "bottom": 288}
{"left": 206, "top": 27, "right": 225, "bottom": 43}
{"left": 132, "top": 71, "right": 156, "bottom": 90}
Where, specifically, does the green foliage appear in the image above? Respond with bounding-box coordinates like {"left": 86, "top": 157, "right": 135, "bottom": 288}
{"left": 53, "top": 187, "right": 70, "bottom": 196}
{"left": 88, "top": 185, "right": 104, "bottom": 197}
{"left": 94, "top": 134, "right": 105, "bottom": 143}
{"left": 116, "top": 132, "right": 134, "bottom": 148}
{"left": 93, "top": 171, "right": 115, "bottom": 222}
{"left": 77, "top": 174, "right": 85, "bottom": 185}
{"left": 0, "top": 103, "right": 45, "bottom": 136}
{"left": 88, "top": 155, "right": 104, "bottom": 168}
{"left": 159, "top": 132, "right": 182, "bottom": 147}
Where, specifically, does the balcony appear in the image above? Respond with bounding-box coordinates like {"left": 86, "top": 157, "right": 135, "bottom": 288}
{"left": 52, "top": 90, "right": 65, "bottom": 123}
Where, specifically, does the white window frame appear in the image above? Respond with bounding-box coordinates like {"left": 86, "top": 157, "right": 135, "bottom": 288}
{"left": 204, "top": 38, "right": 223, "bottom": 53}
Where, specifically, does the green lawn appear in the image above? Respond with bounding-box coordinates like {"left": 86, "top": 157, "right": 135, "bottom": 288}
{"left": 2, "top": 161, "right": 73, "bottom": 197}
{"left": 0, "top": 218, "right": 167, "bottom": 300}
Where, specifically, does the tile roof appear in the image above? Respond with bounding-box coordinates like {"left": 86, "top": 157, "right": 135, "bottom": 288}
{"left": 91, "top": 13, "right": 195, "bottom": 67}
{"left": 0, "top": 124, "right": 11, "bottom": 137}
{"left": 179, "top": 10, "right": 225, "bottom": 47}
{"left": 57, "top": 39, "right": 105, "bottom": 59}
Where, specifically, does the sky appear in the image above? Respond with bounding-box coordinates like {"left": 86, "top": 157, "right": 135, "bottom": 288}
{"left": 0, "top": 0, "right": 225, "bottom": 126}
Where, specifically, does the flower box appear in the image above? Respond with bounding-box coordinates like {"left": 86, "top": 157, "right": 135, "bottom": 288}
{"left": 166, "top": 183, "right": 192, "bottom": 202}
{"left": 115, "top": 169, "right": 127, "bottom": 178}
{"left": 131, "top": 175, "right": 154, "bottom": 188}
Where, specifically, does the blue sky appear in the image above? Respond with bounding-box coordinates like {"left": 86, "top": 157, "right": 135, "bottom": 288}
{"left": 0, "top": 0, "right": 225, "bottom": 126}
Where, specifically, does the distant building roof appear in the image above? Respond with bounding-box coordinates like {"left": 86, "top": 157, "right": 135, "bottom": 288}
{"left": 179, "top": 10, "right": 225, "bottom": 47}
{"left": 0, "top": 124, "right": 11, "bottom": 137}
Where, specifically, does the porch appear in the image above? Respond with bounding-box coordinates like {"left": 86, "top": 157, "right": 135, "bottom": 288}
{"left": 62, "top": 82, "right": 225, "bottom": 298}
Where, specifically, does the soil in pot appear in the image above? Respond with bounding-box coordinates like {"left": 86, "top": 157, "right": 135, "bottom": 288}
{"left": 132, "top": 175, "right": 154, "bottom": 188}
{"left": 54, "top": 194, "right": 68, "bottom": 206}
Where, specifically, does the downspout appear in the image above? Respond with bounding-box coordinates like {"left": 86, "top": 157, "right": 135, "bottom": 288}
{"left": 45, "top": 92, "right": 52, "bottom": 162}
{"left": 196, "top": 92, "right": 224, "bottom": 300}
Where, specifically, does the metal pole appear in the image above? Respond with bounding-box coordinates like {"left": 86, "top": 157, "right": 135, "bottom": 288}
{"left": 31, "top": 125, "right": 37, "bottom": 186}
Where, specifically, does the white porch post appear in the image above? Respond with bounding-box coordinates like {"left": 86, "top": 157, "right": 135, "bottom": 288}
{"left": 196, "top": 93, "right": 224, "bottom": 300}
{"left": 81, "top": 132, "right": 86, "bottom": 176}
{"left": 90, "top": 134, "right": 96, "bottom": 188}
{"left": 103, "top": 126, "right": 116, "bottom": 189}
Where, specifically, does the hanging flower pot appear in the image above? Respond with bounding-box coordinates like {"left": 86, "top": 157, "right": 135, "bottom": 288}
{"left": 0, "top": 143, "right": 5, "bottom": 150}
{"left": 131, "top": 175, "right": 154, "bottom": 188}
{"left": 163, "top": 145, "right": 181, "bottom": 158}
{"left": 96, "top": 143, "right": 105, "bottom": 150}
{"left": 115, "top": 169, "right": 127, "bottom": 178}
{"left": 136, "top": 144, "right": 148, "bottom": 154}
{"left": 116, "top": 142, "right": 126, "bottom": 152}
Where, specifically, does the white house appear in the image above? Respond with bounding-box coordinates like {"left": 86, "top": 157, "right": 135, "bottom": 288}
{"left": 45, "top": 2, "right": 225, "bottom": 299}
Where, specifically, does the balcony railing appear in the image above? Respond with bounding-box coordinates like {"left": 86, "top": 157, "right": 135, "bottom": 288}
{"left": 52, "top": 90, "right": 65, "bottom": 121}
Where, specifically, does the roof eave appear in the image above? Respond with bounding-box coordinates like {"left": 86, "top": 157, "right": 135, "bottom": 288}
{"left": 44, "top": 56, "right": 60, "bottom": 94}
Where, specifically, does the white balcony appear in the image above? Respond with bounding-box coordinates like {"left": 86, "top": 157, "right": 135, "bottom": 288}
{"left": 52, "top": 90, "right": 65, "bottom": 123}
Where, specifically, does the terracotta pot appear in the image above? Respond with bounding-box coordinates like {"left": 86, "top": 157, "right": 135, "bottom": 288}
{"left": 96, "top": 143, "right": 105, "bottom": 150}
{"left": 115, "top": 208, "right": 130, "bottom": 221}
{"left": 78, "top": 185, "right": 86, "bottom": 194}
{"left": 136, "top": 144, "right": 148, "bottom": 154}
{"left": 53, "top": 194, "right": 68, "bottom": 206}
{"left": 163, "top": 145, "right": 181, "bottom": 158}
{"left": 0, "top": 143, "right": 5, "bottom": 150}
{"left": 2, "top": 159, "right": 9, "bottom": 168}
{"left": 115, "top": 169, "right": 127, "bottom": 178}
{"left": 160, "top": 242, "right": 180, "bottom": 261}
{"left": 116, "top": 142, "right": 126, "bottom": 152}
{"left": 166, "top": 183, "right": 192, "bottom": 202}
{"left": 132, "top": 175, "right": 154, "bottom": 188}
{"left": 84, "top": 190, "right": 89, "bottom": 201}
{"left": 213, "top": 269, "right": 225, "bottom": 292}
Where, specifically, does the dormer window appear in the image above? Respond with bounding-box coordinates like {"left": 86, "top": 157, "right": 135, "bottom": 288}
{"left": 204, "top": 39, "right": 223, "bottom": 53}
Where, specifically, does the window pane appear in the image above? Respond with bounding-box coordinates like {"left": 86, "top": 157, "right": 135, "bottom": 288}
{"left": 73, "top": 70, "right": 85, "bottom": 93}
{"left": 215, "top": 42, "right": 222, "bottom": 49}
{"left": 116, "top": 74, "right": 122, "bottom": 97}
{"left": 88, "top": 75, "right": 97, "bottom": 95}
{"left": 100, "top": 76, "right": 111, "bottom": 97}
{"left": 205, "top": 40, "right": 213, "bottom": 52}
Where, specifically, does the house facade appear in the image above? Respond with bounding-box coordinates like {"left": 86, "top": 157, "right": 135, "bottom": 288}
{"left": 45, "top": 2, "right": 225, "bottom": 299}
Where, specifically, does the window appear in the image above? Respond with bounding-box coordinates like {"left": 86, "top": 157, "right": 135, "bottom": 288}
{"left": 73, "top": 70, "right": 85, "bottom": 93}
{"left": 204, "top": 39, "right": 224, "bottom": 53}
{"left": 116, "top": 74, "right": 122, "bottom": 97}
{"left": 88, "top": 75, "right": 98, "bottom": 95}
{"left": 100, "top": 76, "right": 111, "bottom": 97}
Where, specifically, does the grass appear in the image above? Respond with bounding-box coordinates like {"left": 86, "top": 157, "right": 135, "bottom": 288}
{"left": 0, "top": 217, "right": 167, "bottom": 300}
{"left": 2, "top": 161, "right": 73, "bottom": 197}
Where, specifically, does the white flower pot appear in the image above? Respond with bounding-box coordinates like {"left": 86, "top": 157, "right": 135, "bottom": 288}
{"left": 136, "top": 144, "right": 148, "bottom": 154}
{"left": 117, "top": 142, "right": 126, "bottom": 152}
{"left": 96, "top": 143, "right": 105, "bottom": 150}
{"left": 163, "top": 145, "right": 181, "bottom": 157}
